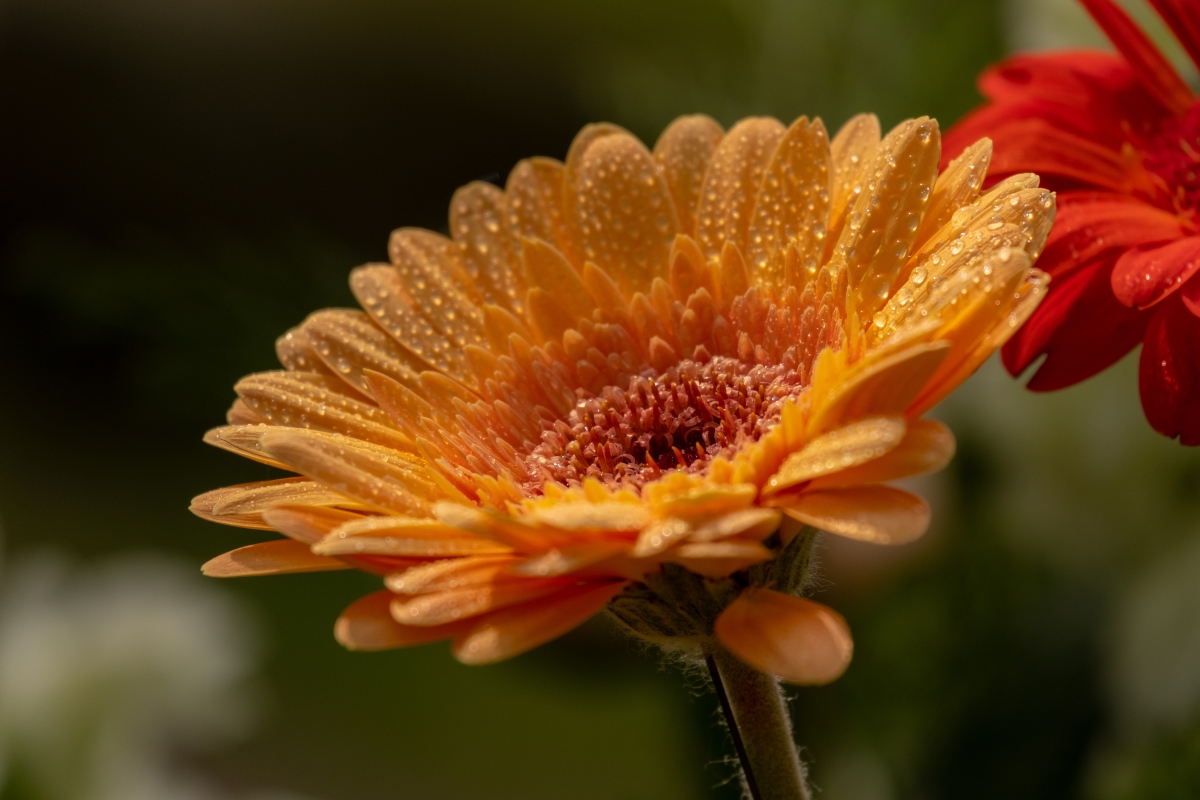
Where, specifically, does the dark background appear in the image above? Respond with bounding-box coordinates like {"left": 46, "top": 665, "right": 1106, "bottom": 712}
{"left": 2, "top": 1, "right": 1199, "bottom": 798}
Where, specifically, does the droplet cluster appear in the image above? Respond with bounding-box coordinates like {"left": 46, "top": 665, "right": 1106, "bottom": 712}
{"left": 522, "top": 356, "right": 804, "bottom": 491}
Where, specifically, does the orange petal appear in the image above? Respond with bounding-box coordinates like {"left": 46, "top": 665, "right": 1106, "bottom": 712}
{"left": 831, "top": 117, "right": 941, "bottom": 318}
{"left": 764, "top": 416, "right": 907, "bottom": 496}
{"left": 316, "top": 514, "right": 513, "bottom": 557}
{"left": 567, "top": 129, "right": 679, "bottom": 297}
{"left": 390, "top": 575, "right": 573, "bottom": 626}
{"left": 912, "top": 138, "right": 991, "bottom": 256}
{"left": 203, "top": 424, "right": 291, "bottom": 471}
{"left": 191, "top": 477, "right": 361, "bottom": 530}
{"left": 746, "top": 116, "right": 832, "bottom": 291}
{"left": 385, "top": 555, "right": 519, "bottom": 594}
{"left": 669, "top": 540, "right": 774, "bottom": 577}
{"left": 301, "top": 309, "right": 425, "bottom": 396}
{"left": 827, "top": 113, "right": 881, "bottom": 252}
{"left": 450, "top": 181, "right": 526, "bottom": 315}
{"left": 349, "top": 264, "right": 474, "bottom": 387}
{"left": 808, "top": 341, "right": 949, "bottom": 434}
{"left": 258, "top": 429, "right": 438, "bottom": 517}
{"left": 202, "top": 539, "right": 349, "bottom": 577}
{"left": 808, "top": 418, "right": 955, "bottom": 488}
{"left": 388, "top": 228, "right": 486, "bottom": 344}
{"left": 653, "top": 114, "right": 725, "bottom": 237}
{"left": 505, "top": 157, "right": 578, "bottom": 266}
{"left": 695, "top": 117, "right": 786, "bottom": 262}
{"left": 522, "top": 237, "right": 595, "bottom": 320}
{"left": 235, "top": 371, "right": 412, "bottom": 452}
{"left": 335, "top": 591, "right": 472, "bottom": 651}
{"left": 777, "top": 485, "right": 930, "bottom": 545}
{"left": 714, "top": 588, "right": 853, "bottom": 685}
{"left": 451, "top": 580, "right": 627, "bottom": 664}
{"left": 275, "top": 326, "right": 374, "bottom": 401}
{"left": 261, "top": 504, "right": 368, "bottom": 544}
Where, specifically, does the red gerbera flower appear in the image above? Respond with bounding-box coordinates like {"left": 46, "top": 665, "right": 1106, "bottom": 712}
{"left": 945, "top": 0, "right": 1200, "bottom": 444}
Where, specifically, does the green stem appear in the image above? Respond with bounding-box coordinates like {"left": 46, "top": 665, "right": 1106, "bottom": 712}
{"left": 705, "top": 644, "right": 809, "bottom": 800}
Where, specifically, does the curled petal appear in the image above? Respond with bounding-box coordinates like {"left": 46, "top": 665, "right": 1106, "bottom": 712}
{"left": 670, "top": 540, "right": 774, "bottom": 577}
{"left": 714, "top": 588, "right": 853, "bottom": 685}
{"left": 452, "top": 580, "right": 627, "bottom": 665}
{"left": 1111, "top": 236, "right": 1200, "bottom": 309}
{"left": 776, "top": 485, "right": 930, "bottom": 545}
{"left": 764, "top": 416, "right": 907, "bottom": 496}
{"left": 202, "top": 539, "right": 350, "bottom": 578}
{"left": 335, "top": 591, "right": 471, "bottom": 651}
{"left": 808, "top": 342, "right": 950, "bottom": 434}
{"left": 809, "top": 418, "right": 955, "bottom": 488}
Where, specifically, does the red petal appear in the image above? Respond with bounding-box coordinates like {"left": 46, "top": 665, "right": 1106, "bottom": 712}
{"left": 1139, "top": 297, "right": 1200, "bottom": 444}
{"left": 1112, "top": 236, "right": 1200, "bottom": 308}
{"left": 1181, "top": 273, "right": 1200, "bottom": 315}
{"left": 1009, "top": 255, "right": 1152, "bottom": 390}
{"left": 1080, "top": 0, "right": 1195, "bottom": 116}
{"left": 1146, "top": 0, "right": 1200, "bottom": 76}
{"left": 981, "top": 118, "right": 1145, "bottom": 194}
{"left": 945, "top": 52, "right": 1165, "bottom": 168}
{"left": 1042, "top": 193, "right": 1186, "bottom": 283}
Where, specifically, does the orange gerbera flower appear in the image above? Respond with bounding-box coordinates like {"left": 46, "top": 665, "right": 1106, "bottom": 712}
{"left": 194, "top": 113, "right": 1053, "bottom": 684}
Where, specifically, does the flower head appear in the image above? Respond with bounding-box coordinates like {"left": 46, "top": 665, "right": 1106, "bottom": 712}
{"left": 946, "top": 0, "right": 1200, "bottom": 443}
{"left": 195, "top": 112, "right": 1052, "bottom": 683}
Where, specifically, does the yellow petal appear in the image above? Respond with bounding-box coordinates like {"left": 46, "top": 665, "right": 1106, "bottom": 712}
{"left": 451, "top": 580, "right": 627, "bottom": 664}
{"left": 808, "top": 418, "right": 955, "bottom": 488}
{"left": 764, "top": 416, "right": 907, "bottom": 496}
{"left": 653, "top": 114, "right": 724, "bottom": 236}
{"left": 335, "top": 591, "right": 471, "bottom": 651}
{"left": 827, "top": 114, "right": 881, "bottom": 255}
{"left": 831, "top": 117, "right": 941, "bottom": 319}
{"left": 808, "top": 341, "right": 949, "bottom": 434}
{"left": 746, "top": 116, "right": 832, "bottom": 291}
{"left": 450, "top": 181, "right": 526, "bottom": 315}
{"left": 695, "top": 117, "right": 786, "bottom": 262}
{"left": 714, "top": 588, "right": 853, "bottom": 685}
{"left": 524, "top": 501, "right": 651, "bottom": 532}
{"left": 567, "top": 129, "right": 679, "bottom": 297}
{"left": 909, "top": 268, "right": 1049, "bottom": 416}
{"left": 202, "top": 539, "right": 350, "bottom": 577}
{"left": 505, "top": 157, "right": 578, "bottom": 266}
{"left": 778, "top": 485, "right": 930, "bottom": 545}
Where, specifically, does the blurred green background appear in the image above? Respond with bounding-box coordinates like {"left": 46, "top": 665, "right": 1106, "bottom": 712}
{"left": 2, "top": 0, "right": 1199, "bottom": 798}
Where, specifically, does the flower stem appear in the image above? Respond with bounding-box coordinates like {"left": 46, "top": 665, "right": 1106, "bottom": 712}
{"left": 705, "top": 644, "right": 809, "bottom": 800}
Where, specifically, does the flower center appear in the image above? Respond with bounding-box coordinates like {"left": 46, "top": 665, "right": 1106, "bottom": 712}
{"left": 521, "top": 355, "right": 806, "bottom": 492}
{"left": 1144, "top": 102, "right": 1200, "bottom": 216}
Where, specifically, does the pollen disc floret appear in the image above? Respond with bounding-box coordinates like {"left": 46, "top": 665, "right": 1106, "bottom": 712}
{"left": 194, "top": 112, "right": 1054, "bottom": 682}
